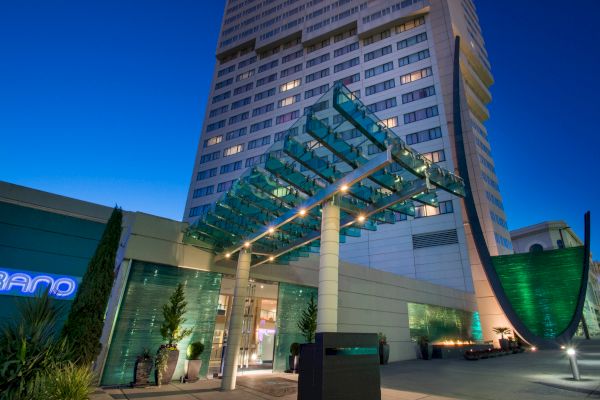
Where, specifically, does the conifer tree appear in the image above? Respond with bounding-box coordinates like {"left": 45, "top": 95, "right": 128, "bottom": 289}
{"left": 160, "top": 283, "right": 192, "bottom": 345}
{"left": 298, "top": 294, "right": 317, "bottom": 343}
{"left": 62, "top": 206, "right": 123, "bottom": 365}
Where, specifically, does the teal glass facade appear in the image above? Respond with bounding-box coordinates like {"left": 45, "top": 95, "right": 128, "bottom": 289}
{"left": 101, "top": 261, "right": 222, "bottom": 385}
{"left": 273, "top": 282, "right": 317, "bottom": 371}
{"left": 408, "top": 302, "right": 478, "bottom": 342}
{"left": 0, "top": 201, "right": 105, "bottom": 325}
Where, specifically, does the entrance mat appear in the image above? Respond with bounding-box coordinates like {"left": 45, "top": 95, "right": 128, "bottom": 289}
{"left": 237, "top": 376, "right": 297, "bottom": 397}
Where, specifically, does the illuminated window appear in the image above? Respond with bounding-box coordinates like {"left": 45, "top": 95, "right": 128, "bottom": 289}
{"left": 280, "top": 79, "right": 301, "bottom": 92}
{"left": 278, "top": 94, "right": 301, "bottom": 108}
{"left": 204, "top": 135, "right": 223, "bottom": 148}
{"left": 400, "top": 67, "right": 433, "bottom": 85}
{"left": 381, "top": 117, "right": 398, "bottom": 128}
{"left": 223, "top": 144, "right": 244, "bottom": 157}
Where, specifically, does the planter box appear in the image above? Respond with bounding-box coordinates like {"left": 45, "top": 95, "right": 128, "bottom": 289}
{"left": 155, "top": 349, "right": 179, "bottom": 385}
{"left": 379, "top": 343, "right": 389, "bottom": 365}
{"left": 132, "top": 358, "right": 153, "bottom": 387}
{"left": 186, "top": 359, "right": 202, "bottom": 382}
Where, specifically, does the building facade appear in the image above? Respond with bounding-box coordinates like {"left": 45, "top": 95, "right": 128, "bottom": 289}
{"left": 0, "top": 181, "right": 480, "bottom": 385}
{"left": 184, "top": 0, "right": 512, "bottom": 341}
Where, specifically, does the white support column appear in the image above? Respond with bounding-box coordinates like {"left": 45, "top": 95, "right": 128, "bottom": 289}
{"left": 221, "top": 247, "right": 252, "bottom": 391}
{"left": 317, "top": 197, "right": 340, "bottom": 333}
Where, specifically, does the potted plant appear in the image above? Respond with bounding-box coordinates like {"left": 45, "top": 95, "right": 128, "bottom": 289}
{"left": 298, "top": 294, "right": 317, "bottom": 343}
{"left": 155, "top": 283, "right": 193, "bottom": 385}
{"left": 418, "top": 336, "right": 432, "bottom": 360}
{"left": 185, "top": 341, "right": 204, "bottom": 382}
{"left": 132, "top": 348, "right": 153, "bottom": 387}
{"left": 289, "top": 342, "right": 300, "bottom": 373}
{"left": 378, "top": 333, "right": 389, "bottom": 365}
{"left": 493, "top": 327, "right": 511, "bottom": 350}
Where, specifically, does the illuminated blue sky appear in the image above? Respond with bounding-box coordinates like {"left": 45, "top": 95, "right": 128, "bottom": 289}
{"left": 1, "top": 1, "right": 598, "bottom": 253}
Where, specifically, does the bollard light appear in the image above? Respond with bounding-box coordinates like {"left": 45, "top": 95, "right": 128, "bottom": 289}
{"left": 566, "top": 347, "right": 581, "bottom": 381}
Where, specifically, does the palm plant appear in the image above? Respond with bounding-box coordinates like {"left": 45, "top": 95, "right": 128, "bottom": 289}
{"left": 297, "top": 294, "right": 317, "bottom": 343}
{"left": 492, "top": 327, "right": 512, "bottom": 340}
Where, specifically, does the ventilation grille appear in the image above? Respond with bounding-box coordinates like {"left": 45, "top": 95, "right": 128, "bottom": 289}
{"left": 412, "top": 229, "right": 459, "bottom": 249}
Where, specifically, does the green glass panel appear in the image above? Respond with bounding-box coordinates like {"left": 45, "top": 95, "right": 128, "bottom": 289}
{"left": 273, "top": 282, "right": 317, "bottom": 372}
{"left": 471, "top": 311, "right": 483, "bottom": 341}
{"left": 101, "top": 261, "right": 222, "bottom": 385}
{"left": 408, "top": 302, "right": 476, "bottom": 342}
{"left": 491, "top": 246, "right": 585, "bottom": 339}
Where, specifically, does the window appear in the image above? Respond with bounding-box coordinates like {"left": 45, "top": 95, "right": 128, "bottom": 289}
{"left": 278, "top": 94, "right": 301, "bottom": 108}
{"left": 490, "top": 210, "right": 509, "bottom": 229}
{"left": 218, "top": 65, "right": 235, "bottom": 77}
{"left": 215, "top": 78, "right": 233, "bottom": 90}
{"left": 280, "top": 63, "right": 302, "bottom": 78}
{"left": 212, "top": 91, "right": 231, "bottom": 104}
{"left": 335, "top": 73, "right": 360, "bottom": 86}
{"left": 486, "top": 191, "right": 504, "bottom": 210}
{"left": 400, "top": 67, "right": 433, "bottom": 84}
{"left": 305, "top": 84, "right": 329, "bottom": 99}
{"left": 365, "top": 79, "right": 395, "bottom": 96}
{"left": 206, "top": 120, "right": 225, "bottom": 132}
{"left": 381, "top": 116, "right": 398, "bottom": 128}
{"left": 402, "top": 85, "right": 436, "bottom": 103}
{"left": 306, "top": 53, "right": 330, "bottom": 68}
{"left": 367, "top": 97, "right": 397, "bottom": 113}
{"left": 305, "top": 68, "right": 329, "bottom": 83}
{"left": 399, "top": 49, "right": 430, "bottom": 67}
{"left": 406, "top": 126, "right": 442, "bottom": 145}
{"left": 280, "top": 79, "right": 301, "bottom": 92}
{"left": 204, "top": 135, "right": 223, "bottom": 147}
{"left": 250, "top": 119, "right": 272, "bottom": 133}
{"left": 339, "top": 128, "right": 361, "bottom": 140}
{"left": 306, "top": 38, "right": 329, "bottom": 54}
{"left": 396, "top": 16, "right": 425, "bottom": 33}
{"left": 364, "top": 45, "right": 392, "bottom": 62}
{"left": 529, "top": 244, "right": 543, "bottom": 253}
{"left": 257, "top": 73, "right": 277, "bottom": 87}
{"left": 334, "top": 42, "right": 359, "bottom": 57}
{"left": 196, "top": 168, "right": 217, "bottom": 181}
{"left": 199, "top": 150, "right": 220, "bottom": 164}
{"left": 209, "top": 105, "right": 229, "bottom": 118}
{"left": 236, "top": 69, "right": 255, "bottom": 81}
{"left": 234, "top": 82, "right": 254, "bottom": 95}
{"left": 238, "top": 56, "right": 257, "bottom": 68}
{"left": 245, "top": 153, "right": 268, "bottom": 167}
{"left": 334, "top": 27, "right": 356, "bottom": 42}
{"left": 225, "top": 127, "right": 247, "bottom": 141}
{"left": 188, "top": 204, "right": 211, "bottom": 217}
{"left": 304, "top": 100, "right": 328, "bottom": 115}
{"left": 223, "top": 144, "right": 244, "bottom": 157}
{"left": 217, "top": 179, "right": 236, "bottom": 192}
{"left": 228, "top": 112, "right": 249, "bottom": 125}
{"left": 220, "top": 160, "right": 242, "bottom": 174}
{"left": 333, "top": 57, "right": 359, "bottom": 73}
{"left": 276, "top": 110, "right": 300, "bottom": 124}
{"left": 397, "top": 32, "right": 427, "bottom": 50}
{"left": 414, "top": 200, "right": 453, "bottom": 218}
{"left": 404, "top": 106, "right": 439, "bottom": 124}
{"left": 282, "top": 49, "right": 303, "bottom": 63}
{"left": 252, "top": 103, "right": 274, "bottom": 117}
{"left": 365, "top": 61, "right": 393, "bottom": 79}
{"left": 248, "top": 135, "right": 271, "bottom": 149}
{"left": 254, "top": 87, "right": 276, "bottom": 101}
{"left": 231, "top": 96, "right": 251, "bottom": 110}
{"left": 258, "top": 59, "right": 278, "bottom": 73}
{"left": 363, "top": 29, "right": 391, "bottom": 46}
{"left": 422, "top": 149, "right": 445, "bottom": 163}
{"left": 274, "top": 127, "right": 297, "bottom": 142}
{"left": 193, "top": 185, "right": 214, "bottom": 198}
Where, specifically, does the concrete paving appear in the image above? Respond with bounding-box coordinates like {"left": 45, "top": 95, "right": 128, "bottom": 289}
{"left": 93, "top": 340, "right": 600, "bottom": 400}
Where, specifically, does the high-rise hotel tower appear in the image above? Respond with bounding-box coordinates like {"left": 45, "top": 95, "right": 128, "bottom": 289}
{"left": 184, "top": 0, "right": 513, "bottom": 341}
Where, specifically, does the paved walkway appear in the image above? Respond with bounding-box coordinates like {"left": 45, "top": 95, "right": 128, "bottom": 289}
{"left": 93, "top": 340, "right": 600, "bottom": 400}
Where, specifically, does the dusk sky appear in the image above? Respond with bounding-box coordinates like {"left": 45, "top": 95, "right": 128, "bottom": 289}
{"left": 1, "top": 1, "right": 598, "bottom": 254}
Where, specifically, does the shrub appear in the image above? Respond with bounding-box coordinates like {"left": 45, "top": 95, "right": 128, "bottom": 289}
{"left": 297, "top": 294, "right": 317, "bottom": 343}
{"left": 187, "top": 342, "right": 205, "bottom": 360}
{"left": 32, "top": 362, "right": 94, "bottom": 400}
{"left": 160, "top": 283, "right": 192, "bottom": 346}
{"left": 0, "top": 291, "right": 73, "bottom": 398}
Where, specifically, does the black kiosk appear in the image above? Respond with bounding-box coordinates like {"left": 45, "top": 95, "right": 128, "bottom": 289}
{"left": 298, "top": 332, "right": 381, "bottom": 400}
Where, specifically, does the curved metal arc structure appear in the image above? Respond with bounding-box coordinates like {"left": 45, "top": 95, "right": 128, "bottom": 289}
{"left": 451, "top": 35, "right": 591, "bottom": 347}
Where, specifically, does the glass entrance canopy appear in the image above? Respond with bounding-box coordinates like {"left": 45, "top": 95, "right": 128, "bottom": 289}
{"left": 186, "top": 83, "right": 465, "bottom": 267}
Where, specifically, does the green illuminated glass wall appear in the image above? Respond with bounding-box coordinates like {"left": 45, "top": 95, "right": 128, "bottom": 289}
{"left": 408, "top": 303, "right": 478, "bottom": 342}
{"left": 101, "top": 261, "right": 221, "bottom": 385}
{"left": 491, "top": 246, "right": 585, "bottom": 339}
{"left": 273, "top": 282, "right": 317, "bottom": 371}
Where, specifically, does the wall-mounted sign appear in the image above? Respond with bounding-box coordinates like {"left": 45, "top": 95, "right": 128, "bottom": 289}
{"left": 0, "top": 267, "right": 80, "bottom": 300}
